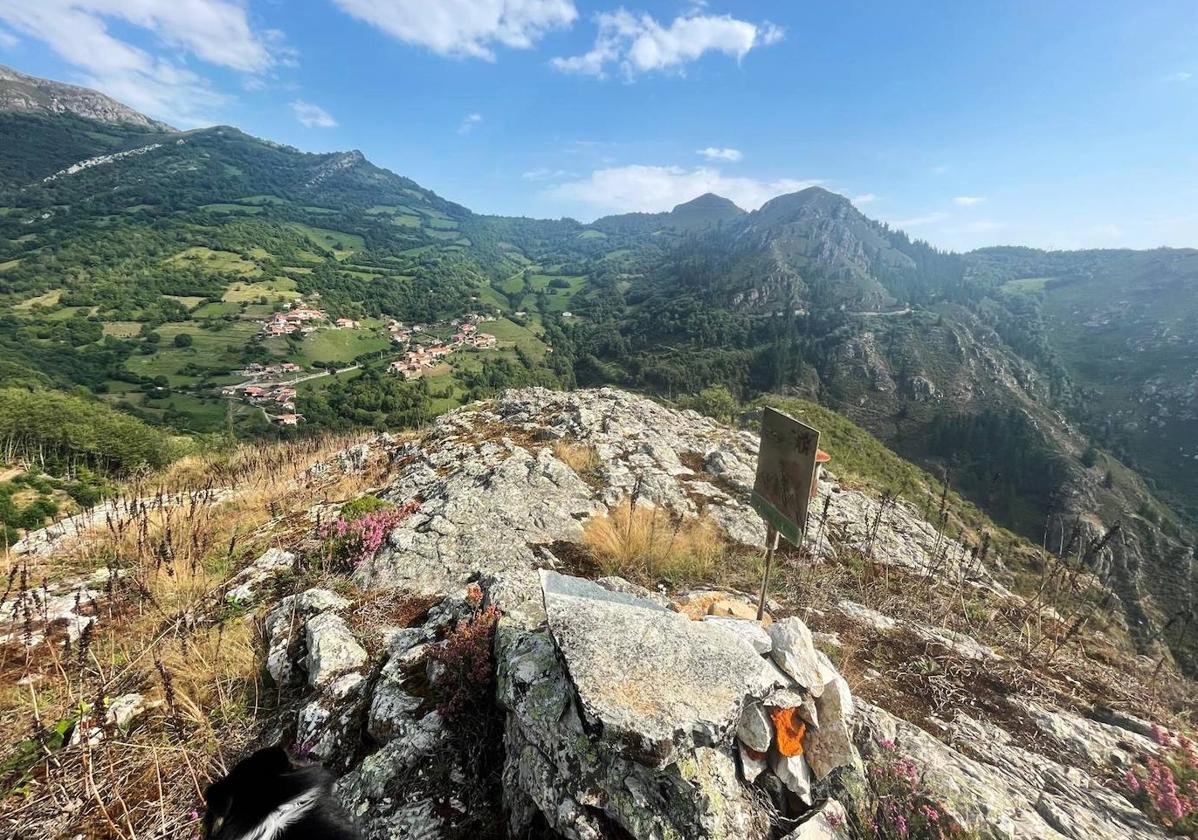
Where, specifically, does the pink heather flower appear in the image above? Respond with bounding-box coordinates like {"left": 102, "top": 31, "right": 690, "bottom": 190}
{"left": 1151, "top": 723, "right": 1172, "bottom": 747}
{"left": 324, "top": 502, "right": 418, "bottom": 566}
{"left": 878, "top": 737, "right": 897, "bottom": 751}
{"left": 896, "top": 757, "right": 919, "bottom": 782}
{"left": 1125, "top": 769, "right": 1142, "bottom": 793}
{"left": 826, "top": 810, "right": 846, "bottom": 829}
{"left": 919, "top": 803, "right": 941, "bottom": 823}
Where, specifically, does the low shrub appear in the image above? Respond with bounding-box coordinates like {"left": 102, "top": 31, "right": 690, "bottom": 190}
{"left": 429, "top": 595, "right": 501, "bottom": 719}
{"left": 338, "top": 494, "right": 394, "bottom": 522}
{"left": 323, "top": 499, "right": 419, "bottom": 569}
{"left": 859, "top": 738, "right": 977, "bottom": 839}
{"left": 1125, "top": 725, "right": 1198, "bottom": 835}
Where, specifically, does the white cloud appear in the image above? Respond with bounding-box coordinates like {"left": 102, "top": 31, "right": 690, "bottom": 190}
{"left": 545, "top": 164, "right": 817, "bottom": 216}
{"left": 291, "top": 100, "right": 337, "bottom": 128}
{"left": 0, "top": 0, "right": 285, "bottom": 126}
{"left": 953, "top": 195, "right": 984, "bottom": 207}
{"left": 1166, "top": 71, "right": 1193, "bottom": 82}
{"left": 458, "top": 112, "right": 483, "bottom": 134}
{"left": 0, "top": 26, "right": 17, "bottom": 47}
{"left": 331, "top": 0, "right": 576, "bottom": 60}
{"left": 552, "top": 10, "right": 783, "bottom": 78}
{"left": 522, "top": 167, "right": 572, "bottom": 180}
{"left": 851, "top": 193, "right": 877, "bottom": 206}
{"left": 697, "top": 146, "right": 742, "bottom": 162}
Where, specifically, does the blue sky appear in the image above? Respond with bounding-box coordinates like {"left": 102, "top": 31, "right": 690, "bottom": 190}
{"left": 1, "top": 1, "right": 1195, "bottom": 251}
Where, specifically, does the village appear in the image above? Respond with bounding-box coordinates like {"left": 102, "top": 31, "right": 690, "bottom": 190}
{"left": 217, "top": 302, "right": 500, "bottom": 426}
{"left": 385, "top": 312, "right": 497, "bottom": 379}
{"left": 260, "top": 300, "right": 359, "bottom": 337}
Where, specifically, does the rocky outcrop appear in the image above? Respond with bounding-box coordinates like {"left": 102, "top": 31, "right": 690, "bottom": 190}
{"left": 357, "top": 387, "right": 993, "bottom": 596}
{"left": 0, "top": 63, "right": 173, "bottom": 129}
{"left": 225, "top": 547, "right": 295, "bottom": 605}
{"left": 854, "top": 702, "right": 1168, "bottom": 839}
{"left": 220, "top": 389, "right": 1171, "bottom": 840}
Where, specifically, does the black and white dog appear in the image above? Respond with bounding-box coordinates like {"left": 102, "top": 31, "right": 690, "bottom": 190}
{"left": 203, "top": 746, "right": 363, "bottom": 840}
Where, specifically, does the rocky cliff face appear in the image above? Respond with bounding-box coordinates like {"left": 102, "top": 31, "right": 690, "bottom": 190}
{"left": 0, "top": 64, "right": 172, "bottom": 130}
{"left": 8, "top": 388, "right": 1192, "bottom": 839}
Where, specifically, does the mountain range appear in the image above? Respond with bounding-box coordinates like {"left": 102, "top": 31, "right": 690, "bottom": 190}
{"left": 0, "top": 65, "right": 1194, "bottom": 670}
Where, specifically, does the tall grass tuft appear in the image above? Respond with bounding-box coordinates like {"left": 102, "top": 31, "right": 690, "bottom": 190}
{"left": 582, "top": 498, "right": 725, "bottom": 583}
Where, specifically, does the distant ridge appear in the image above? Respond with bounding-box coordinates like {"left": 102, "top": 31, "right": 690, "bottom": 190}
{"left": 0, "top": 64, "right": 173, "bottom": 131}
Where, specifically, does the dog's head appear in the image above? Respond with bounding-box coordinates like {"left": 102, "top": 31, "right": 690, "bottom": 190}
{"left": 203, "top": 745, "right": 298, "bottom": 840}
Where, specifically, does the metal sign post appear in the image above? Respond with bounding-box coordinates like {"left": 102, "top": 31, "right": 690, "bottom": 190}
{"left": 751, "top": 407, "right": 821, "bottom": 621}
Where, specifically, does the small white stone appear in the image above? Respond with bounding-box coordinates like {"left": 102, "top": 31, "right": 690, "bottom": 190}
{"left": 769, "top": 751, "right": 814, "bottom": 804}
{"left": 739, "top": 743, "right": 768, "bottom": 783}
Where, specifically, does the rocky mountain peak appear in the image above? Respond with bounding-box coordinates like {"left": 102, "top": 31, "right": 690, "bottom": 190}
{"left": 753, "top": 186, "right": 858, "bottom": 226}
{"left": 0, "top": 64, "right": 173, "bottom": 130}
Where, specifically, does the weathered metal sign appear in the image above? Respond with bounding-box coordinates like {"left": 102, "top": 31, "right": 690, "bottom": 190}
{"left": 751, "top": 407, "right": 820, "bottom": 546}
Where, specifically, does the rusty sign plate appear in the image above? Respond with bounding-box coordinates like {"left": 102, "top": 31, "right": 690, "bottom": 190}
{"left": 751, "top": 406, "right": 820, "bottom": 546}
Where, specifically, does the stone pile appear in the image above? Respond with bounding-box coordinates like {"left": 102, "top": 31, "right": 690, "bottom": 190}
{"left": 499, "top": 571, "right": 858, "bottom": 840}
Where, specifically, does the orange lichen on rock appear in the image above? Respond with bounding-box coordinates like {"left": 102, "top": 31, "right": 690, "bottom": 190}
{"left": 769, "top": 705, "right": 807, "bottom": 757}
{"left": 673, "top": 591, "right": 727, "bottom": 620}
{"left": 708, "top": 599, "right": 773, "bottom": 627}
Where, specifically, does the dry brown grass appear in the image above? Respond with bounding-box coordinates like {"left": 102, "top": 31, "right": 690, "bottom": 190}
{"left": 582, "top": 498, "right": 727, "bottom": 583}
{"left": 0, "top": 431, "right": 395, "bottom": 839}
{"left": 552, "top": 440, "right": 600, "bottom": 480}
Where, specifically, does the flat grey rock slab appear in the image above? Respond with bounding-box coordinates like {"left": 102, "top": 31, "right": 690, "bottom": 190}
{"left": 540, "top": 570, "right": 772, "bottom": 767}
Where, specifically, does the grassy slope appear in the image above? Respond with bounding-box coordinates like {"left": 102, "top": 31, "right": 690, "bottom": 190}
{"left": 760, "top": 395, "right": 1034, "bottom": 566}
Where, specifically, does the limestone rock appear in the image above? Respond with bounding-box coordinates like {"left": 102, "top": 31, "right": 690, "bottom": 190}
{"left": 708, "top": 598, "right": 763, "bottom": 623}
{"left": 597, "top": 575, "right": 671, "bottom": 608}
{"left": 305, "top": 612, "right": 367, "bottom": 688}
{"left": 769, "top": 617, "right": 834, "bottom": 695}
{"left": 855, "top": 702, "right": 1168, "bottom": 839}
{"left": 739, "top": 743, "right": 768, "bottom": 783}
{"left": 1027, "top": 701, "right": 1158, "bottom": 768}
{"left": 263, "top": 587, "right": 352, "bottom": 687}
{"left": 498, "top": 616, "right": 773, "bottom": 840}
{"left": 540, "top": 571, "right": 772, "bottom": 766}
{"left": 704, "top": 614, "right": 772, "bottom": 654}
{"left": 737, "top": 701, "right": 772, "bottom": 752}
{"left": 105, "top": 693, "right": 158, "bottom": 733}
{"left": 367, "top": 632, "right": 427, "bottom": 743}
{"left": 354, "top": 421, "right": 603, "bottom": 600}
{"left": 782, "top": 799, "right": 851, "bottom": 839}
{"left": 769, "top": 750, "right": 814, "bottom": 804}
{"left": 225, "top": 547, "right": 294, "bottom": 604}
{"left": 673, "top": 590, "right": 731, "bottom": 620}
{"left": 804, "top": 670, "right": 857, "bottom": 781}
{"left": 335, "top": 712, "right": 448, "bottom": 839}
